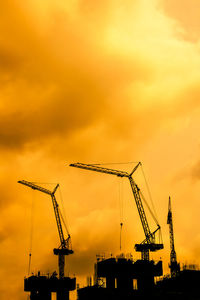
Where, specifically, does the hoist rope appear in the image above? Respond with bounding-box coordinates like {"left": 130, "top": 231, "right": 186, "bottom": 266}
{"left": 119, "top": 180, "right": 123, "bottom": 222}
{"left": 120, "top": 223, "right": 123, "bottom": 251}
{"left": 119, "top": 179, "right": 124, "bottom": 251}
{"left": 28, "top": 191, "right": 35, "bottom": 275}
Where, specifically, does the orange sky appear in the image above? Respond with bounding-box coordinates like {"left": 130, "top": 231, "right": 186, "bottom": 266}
{"left": 1, "top": 0, "right": 200, "bottom": 299}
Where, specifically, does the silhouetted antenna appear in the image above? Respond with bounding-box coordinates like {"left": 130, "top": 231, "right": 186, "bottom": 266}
{"left": 167, "top": 196, "right": 180, "bottom": 277}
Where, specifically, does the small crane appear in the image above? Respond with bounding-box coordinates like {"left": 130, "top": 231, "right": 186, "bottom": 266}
{"left": 18, "top": 180, "right": 73, "bottom": 278}
{"left": 167, "top": 196, "right": 180, "bottom": 277}
{"left": 70, "top": 162, "right": 163, "bottom": 260}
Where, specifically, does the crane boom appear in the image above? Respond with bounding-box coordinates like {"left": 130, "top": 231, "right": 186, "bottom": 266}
{"left": 128, "top": 176, "right": 152, "bottom": 244}
{"left": 18, "top": 180, "right": 73, "bottom": 278}
{"left": 70, "top": 163, "right": 130, "bottom": 177}
{"left": 18, "top": 180, "right": 53, "bottom": 195}
{"left": 70, "top": 162, "right": 163, "bottom": 259}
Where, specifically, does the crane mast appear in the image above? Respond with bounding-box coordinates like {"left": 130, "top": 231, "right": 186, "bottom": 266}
{"left": 18, "top": 180, "right": 73, "bottom": 278}
{"left": 70, "top": 162, "right": 163, "bottom": 260}
{"left": 167, "top": 196, "right": 180, "bottom": 277}
{"left": 129, "top": 176, "right": 152, "bottom": 243}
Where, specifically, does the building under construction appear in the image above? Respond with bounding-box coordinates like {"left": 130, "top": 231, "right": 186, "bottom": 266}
{"left": 76, "top": 192, "right": 200, "bottom": 300}
{"left": 77, "top": 254, "right": 163, "bottom": 300}
{"left": 24, "top": 272, "right": 76, "bottom": 300}
{"left": 19, "top": 162, "right": 200, "bottom": 299}
{"left": 77, "top": 256, "right": 200, "bottom": 300}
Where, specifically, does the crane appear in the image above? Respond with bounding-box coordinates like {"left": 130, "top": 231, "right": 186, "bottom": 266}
{"left": 69, "top": 162, "right": 163, "bottom": 260}
{"left": 18, "top": 180, "right": 73, "bottom": 278}
{"left": 167, "top": 196, "right": 180, "bottom": 277}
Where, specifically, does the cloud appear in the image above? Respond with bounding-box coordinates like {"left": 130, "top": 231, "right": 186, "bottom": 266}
{"left": 0, "top": 1, "right": 155, "bottom": 154}
{"left": 1, "top": 1, "right": 200, "bottom": 299}
{"left": 1, "top": 0, "right": 200, "bottom": 156}
{"left": 161, "top": 0, "right": 200, "bottom": 42}
{"left": 190, "top": 160, "right": 200, "bottom": 182}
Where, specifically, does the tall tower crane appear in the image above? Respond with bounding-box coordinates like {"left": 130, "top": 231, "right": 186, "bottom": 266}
{"left": 167, "top": 196, "right": 180, "bottom": 277}
{"left": 18, "top": 180, "right": 73, "bottom": 278}
{"left": 69, "top": 162, "right": 163, "bottom": 260}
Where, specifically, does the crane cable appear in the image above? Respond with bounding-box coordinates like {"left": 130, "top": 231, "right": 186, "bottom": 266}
{"left": 140, "top": 164, "right": 159, "bottom": 222}
{"left": 140, "top": 164, "right": 163, "bottom": 243}
{"left": 58, "top": 186, "right": 72, "bottom": 251}
{"left": 59, "top": 207, "right": 70, "bottom": 236}
{"left": 58, "top": 186, "right": 70, "bottom": 234}
{"left": 119, "top": 179, "right": 124, "bottom": 251}
{"left": 59, "top": 187, "right": 67, "bottom": 225}
{"left": 28, "top": 191, "right": 35, "bottom": 276}
{"left": 92, "top": 161, "right": 139, "bottom": 166}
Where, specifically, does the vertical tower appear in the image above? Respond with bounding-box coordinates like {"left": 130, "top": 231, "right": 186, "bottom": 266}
{"left": 167, "top": 196, "right": 180, "bottom": 277}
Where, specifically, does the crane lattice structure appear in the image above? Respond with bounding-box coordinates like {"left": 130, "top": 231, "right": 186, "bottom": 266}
{"left": 70, "top": 162, "right": 163, "bottom": 260}
{"left": 167, "top": 196, "right": 180, "bottom": 277}
{"left": 18, "top": 180, "right": 73, "bottom": 278}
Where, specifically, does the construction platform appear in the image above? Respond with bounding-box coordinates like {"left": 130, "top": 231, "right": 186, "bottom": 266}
{"left": 78, "top": 261, "right": 200, "bottom": 300}
{"left": 77, "top": 256, "right": 163, "bottom": 300}
{"left": 96, "top": 256, "right": 162, "bottom": 290}
{"left": 24, "top": 273, "right": 76, "bottom": 300}
{"left": 156, "top": 268, "right": 200, "bottom": 299}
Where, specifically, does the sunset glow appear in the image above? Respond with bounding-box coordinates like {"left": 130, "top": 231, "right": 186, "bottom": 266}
{"left": 1, "top": 1, "right": 200, "bottom": 299}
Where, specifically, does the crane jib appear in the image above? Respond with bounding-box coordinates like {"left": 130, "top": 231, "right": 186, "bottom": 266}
{"left": 69, "top": 163, "right": 129, "bottom": 177}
